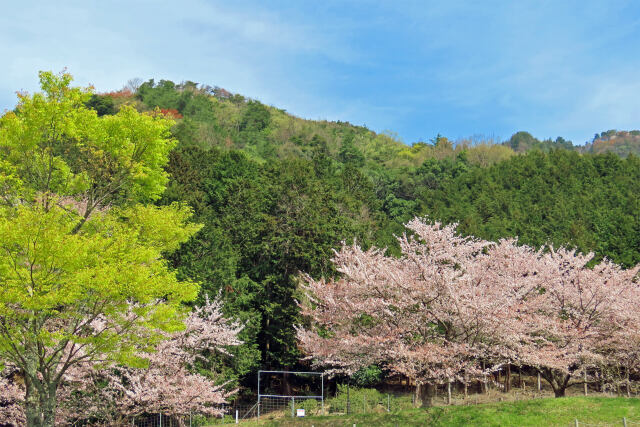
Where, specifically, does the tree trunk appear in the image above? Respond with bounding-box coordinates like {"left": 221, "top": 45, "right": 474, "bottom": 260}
{"left": 282, "top": 371, "right": 292, "bottom": 396}
{"left": 540, "top": 368, "right": 571, "bottom": 398}
{"left": 414, "top": 383, "right": 436, "bottom": 407}
{"left": 25, "top": 378, "right": 42, "bottom": 427}
{"left": 505, "top": 364, "right": 511, "bottom": 392}
{"left": 518, "top": 366, "right": 522, "bottom": 388}
{"left": 554, "top": 387, "right": 566, "bottom": 397}
{"left": 597, "top": 368, "right": 603, "bottom": 392}
{"left": 24, "top": 377, "right": 58, "bottom": 427}
{"left": 425, "top": 383, "right": 436, "bottom": 406}
{"left": 42, "top": 384, "right": 57, "bottom": 427}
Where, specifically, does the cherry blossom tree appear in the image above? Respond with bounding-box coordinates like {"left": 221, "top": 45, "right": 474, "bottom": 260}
{"left": 299, "top": 219, "right": 516, "bottom": 405}
{"left": 515, "top": 249, "right": 640, "bottom": 396}
{"left": 298, "top": 218, "right": 640, "bottom": 402}
{"left": 607, "top": 292, "right": 640, "bottom": 396}
{"left": 0, "top": 373, "right": 24, "bottom": 426}
{"left": 99, "top": 296, "right": 243, "bottom": 420}
{"left": 0, "top": 296, "right": 243, "bottom": 425}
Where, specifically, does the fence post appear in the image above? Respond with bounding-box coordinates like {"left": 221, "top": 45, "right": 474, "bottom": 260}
{"left": 292, "top": 397, "right": 295, "bottom": 418}
{"left": 574, "top": 419, "right": 578, "bottom": 427}
{"left": 235, "top": 409, "right": 239, "bottom": 424}
{"left": 584, "top": 369, "right": 588, "bottom": 396}
{"left": 321, "top": 373, "right": 325, "bottom": 415}
{"left": 447, "top": 380, "right": 452, "bottom": 405}
{"left": 537, "top": 372, "right": 541, "bottom": 391}
{"left": 623, "top": 417, "right": 628, "bottom": 427}
{"left": 189, "top": 411, "right": 192, "bottom": 427}
{"left": 159, "top": 413, "right": 162, "bottom": 427}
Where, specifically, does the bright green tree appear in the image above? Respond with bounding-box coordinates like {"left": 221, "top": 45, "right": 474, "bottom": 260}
{"left": 0, "top": 71, "right": 201, "bottom": 426}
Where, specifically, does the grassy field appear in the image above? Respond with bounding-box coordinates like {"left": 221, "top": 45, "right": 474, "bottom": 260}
{"left": 237, "top": 397, "right": 640, "bottom": 426}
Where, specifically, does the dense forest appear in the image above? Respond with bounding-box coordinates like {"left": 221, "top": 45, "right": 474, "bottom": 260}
{"left": 88, "top": 80, "right": 640, "bottom": 390}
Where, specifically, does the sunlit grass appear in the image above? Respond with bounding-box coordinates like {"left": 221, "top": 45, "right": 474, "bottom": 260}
{"left": 237, "top": 396, "right": 640, "bottom": 426}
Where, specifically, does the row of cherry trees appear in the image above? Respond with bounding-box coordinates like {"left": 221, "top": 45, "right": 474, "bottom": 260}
{"left": 0, "top": 297, "right": 242, "bottom": 425}
{"left": 298, "top": 218, "right": 640, "bottom": 404}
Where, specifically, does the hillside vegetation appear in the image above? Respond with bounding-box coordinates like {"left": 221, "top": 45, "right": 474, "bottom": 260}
{"left": 88, "top": 80, "right": 640, "bottom": 382}
{"left": 505, "top": 129, "right": 640, "bottom": 157}
{"left": 583, "top": 129, "right": 640, "bottom": 157}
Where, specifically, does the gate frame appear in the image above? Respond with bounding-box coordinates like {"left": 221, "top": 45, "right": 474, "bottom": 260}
{"left": 257, "top": 370, "right": 324, "bottom": 418}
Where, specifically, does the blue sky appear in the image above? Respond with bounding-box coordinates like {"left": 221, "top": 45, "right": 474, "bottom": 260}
{"left": 2, "top": 1, "right": 639, "bottom": 145}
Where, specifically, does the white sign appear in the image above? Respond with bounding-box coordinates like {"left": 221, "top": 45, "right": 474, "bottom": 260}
{"left": 296, "top": 408, "right": 305, "bottom": 417}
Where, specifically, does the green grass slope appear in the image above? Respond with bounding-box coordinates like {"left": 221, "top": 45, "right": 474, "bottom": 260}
{"left": 242, "top": 397, "right": 640, "bottom": 426}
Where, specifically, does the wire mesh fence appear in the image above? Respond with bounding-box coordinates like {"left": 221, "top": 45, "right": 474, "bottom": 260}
{"left": 104, "top": 403, "right": 258, "bottom": 426}
{"left": 67, "top": 370, "right": 640, "bottom": 425}
{"left": 203, "top": 390, "right": 415, "bottom": 423}
{"left": 114, "top": 396, "right": 640, "bottom": 426}
{"left": 76, "top": 388, "right": 640, "bottom": 425}
{"left": 130, "top": 413, "right": 199, "bottom": 427}
{"left": 323, "top": 387, "right": 410, "bottom": 415}
{"left": 259, "top": 396, "right": 323, "bottom": 418}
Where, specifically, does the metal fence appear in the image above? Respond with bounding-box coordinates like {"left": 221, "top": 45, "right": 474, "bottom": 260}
{"left": 129, "top": 413, "right": 198, "bottom": 427}
{"left": 114, "top": 404, "right": 258, "bottom": 426}
{"left": 117, "top": 390, "right": 640, "bottom": 425}
{"left": 108, "top": 370, "right": 640, "bottom": 425}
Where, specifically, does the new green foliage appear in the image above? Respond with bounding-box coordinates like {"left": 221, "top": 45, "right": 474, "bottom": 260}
{"left": 0, "top": 71, "right": 200, "bottom": 426}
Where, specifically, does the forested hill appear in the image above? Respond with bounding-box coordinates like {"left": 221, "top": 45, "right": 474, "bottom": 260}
{"left": 505, "top": 130, "right": 640, "bottom": 157}
{"left": 90, "top": 80, "right": 516, "bottom": 170}
{"left": 88, "top": 80, "right": 640, "bottom": 378}
{"left": 582, "top": 130, "right": 640, "bottom": 157}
